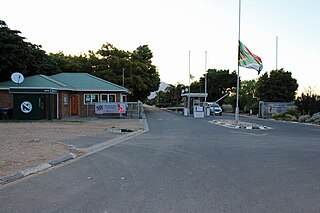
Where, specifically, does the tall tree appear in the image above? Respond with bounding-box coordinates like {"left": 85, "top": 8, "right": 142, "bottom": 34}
{"left": 0, "top": 20, "right": 59, "bottom": 81}
{"left": 255, "top": 68, "right": 298, "bottom": 102}
{"left": 129, "top": 45, "right": 160, "bottom": 101}
{"left": 163, "top": 84, "right": 186, "bottom": 107}
{"left": 197, "top": 69, "right": 237, "bottom": 103}
{"left": 239, "top": 80, "right": 258, "bottom": 113}
{"left": 148, "top": 83, "right": 187, "bottom": 107}
{"left": 0, "top": 21, "right": 160, "bottom": 101}
{"left": 95, "top": 43, "right": 160, "bottom": 101}
{"left": 49, "top": 52, "right": 94, "bottom": 73}
{"left": 295, "top": 90, "right": 320, "bottom": 115}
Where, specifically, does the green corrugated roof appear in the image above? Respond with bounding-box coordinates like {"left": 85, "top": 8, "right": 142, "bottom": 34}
{"left": 0, "top": 73, "right": 128, "bottom": 92}
{"left": 50, "top": 73, "right": 128, "bottom": 91}
{"left": 0, "top": 74, "right": 69, "bottom": 89}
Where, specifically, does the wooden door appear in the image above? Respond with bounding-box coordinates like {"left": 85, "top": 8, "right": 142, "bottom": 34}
{"left": 71, "top": 95, "right": 79, "bottom": 116}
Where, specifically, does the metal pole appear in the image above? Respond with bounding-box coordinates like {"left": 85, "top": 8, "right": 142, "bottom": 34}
{"left": 188, "top": 51, "right": 191, "bottom": 116}
{"left": 235, "top": 0, "right": 241, "bottom": 123}
{"left": 122, "top": 68, "right": 125, "bottom": 87}
{"left": 204, "top": 51, "right": 207, "bottom": 116}
{"left": 138, "top": 101, "right": 140, "bottom": 118}
{"left": 276, "top": 36, "right": 278, "bottom": 70}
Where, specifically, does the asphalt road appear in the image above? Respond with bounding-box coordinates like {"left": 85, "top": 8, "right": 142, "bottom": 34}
{"left": 1, "top": 106, "right": 320, "bottom": 213}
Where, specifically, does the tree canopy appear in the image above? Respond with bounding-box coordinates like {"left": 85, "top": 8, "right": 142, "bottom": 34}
{"left": 94, "top": 43, "right": 160, "bottom": 101}
{"left": 239, "top": 80, "right": 258, "bottom": 113}
{"left": 0, "top": 20, "right": 160, "bottom": 101}
{"left": 255, "top": 68, "right": 298, "bottom": 102}
{"left": 191, "top": 69, "right": 237, "bottom": 103}
{"left": 0, "top": 20, "right": 59, "bottom": 81}
{"left": 295, "top": 89, "right": 320, "bottom": 115}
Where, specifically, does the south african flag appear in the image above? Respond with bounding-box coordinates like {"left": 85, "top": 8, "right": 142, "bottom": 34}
{"left": 239, "top": 41, "right": 263, "bottom": 74}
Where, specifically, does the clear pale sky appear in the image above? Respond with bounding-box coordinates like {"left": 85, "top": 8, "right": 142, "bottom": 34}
{"left": 2, "top": 0, "right": 320, "bottom": 94}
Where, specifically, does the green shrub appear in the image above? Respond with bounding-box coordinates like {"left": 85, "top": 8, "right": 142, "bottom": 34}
{"left": 310, "top": 112, "right": 320, "bottom": 122}
{"left": 286, "top": 108, "right": 299, "bottom": 117}
{"left": 284, "top": 114, "right": 295, "bottom": 121}
{"left": 272, "top": 113, "right": 283, "bottom": 120}
{"left": 298, "top": 115, "right": 311, "bottom": 123}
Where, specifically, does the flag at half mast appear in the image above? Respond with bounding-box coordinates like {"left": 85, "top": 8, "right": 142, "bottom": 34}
{"left": 238, "top": 41, "right": 263, "bottom": 74}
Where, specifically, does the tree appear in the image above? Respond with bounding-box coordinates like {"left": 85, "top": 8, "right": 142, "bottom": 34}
{"left": 0, "top": 21, "right": 160, "bottom": 101}
{"left": 239, "top": 80, "right": 258, "bottom": 113}
{"left": 49, "top": 52, "right": 94, "bottom": 73}
{"left": 163, "top": 84, "right": 186, "bottom": 107}
{"left": 195, "top": 69, "right": 237, "bottom": 103}
{"left": 148, "top": 83, "right": 186, "bottom": 107}
{"left": 128, "top": 45, "right": 160, "bottom": 101}
{"left": 95, "top": 43, "right": 160, "bottom": 101}
{"left": 255, "top": 68, "right": 298, "bottom": 102}
{"left": 0, "top": 20, "right": 59, "bottom": 81}
{"left": 295, "top": 89, "right": 320, "bottom": 115}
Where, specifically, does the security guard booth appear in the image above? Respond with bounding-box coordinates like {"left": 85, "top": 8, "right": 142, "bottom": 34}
{"left": 181, "top": 93, "right": 208, "bottom": 117}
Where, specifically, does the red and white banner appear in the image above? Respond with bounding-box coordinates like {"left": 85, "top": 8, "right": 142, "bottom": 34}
{"left": 95, "top": 103, "right": 126, "bottom": 114}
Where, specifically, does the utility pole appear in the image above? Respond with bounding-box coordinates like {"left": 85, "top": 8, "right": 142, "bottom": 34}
{"left": 122, "top": 68, "right": 125, "bottom": 87}
{"left": 188, "top": 51, "right": 191, "bottom": 116}
{"left": 276, "top": 36, "right": 278, "bottom": 70}
{"left": 204, "top": 51, "right": 207, "bottom": 116}
{"left": 235, "top": 0, "right": 241, "bottom": 123}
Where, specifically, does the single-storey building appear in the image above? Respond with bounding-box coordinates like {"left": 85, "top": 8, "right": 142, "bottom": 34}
{"left": 0, "top": 73, "right": 128, "bottom": 120}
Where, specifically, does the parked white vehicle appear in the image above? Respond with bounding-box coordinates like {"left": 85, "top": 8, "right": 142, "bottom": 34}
{"left": 207, "top": 102, "right": 222, "bottom": 116}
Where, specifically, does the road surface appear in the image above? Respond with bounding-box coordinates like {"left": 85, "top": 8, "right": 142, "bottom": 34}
{"left": 1, "top": 106, "right": 320, "bottom": 212}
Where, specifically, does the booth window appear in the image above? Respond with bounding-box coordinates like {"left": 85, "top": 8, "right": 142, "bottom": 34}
{"left": 84, "top": 94, "right": 99, "bottom": 104}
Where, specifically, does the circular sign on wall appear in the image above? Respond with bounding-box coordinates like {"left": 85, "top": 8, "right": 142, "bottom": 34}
{"left": 21, "top": 101, "right": 32, "bottom": 113}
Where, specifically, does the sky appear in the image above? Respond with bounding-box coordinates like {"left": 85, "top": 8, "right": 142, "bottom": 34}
{"left": 2, "top": 0, "right": 320, "bottom": 94}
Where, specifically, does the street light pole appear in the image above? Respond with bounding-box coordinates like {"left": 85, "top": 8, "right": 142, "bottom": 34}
{"left": 235, "top": 0, "right": 241, "bottom": 123}
{"left": 276, "top": 36, "right": 278, "bottom": 70}
{"left": 188, "top": 51, "right": 191, "bottom": 116}
{"left": 204, "top": 51, "right": 207, "bottom": 116}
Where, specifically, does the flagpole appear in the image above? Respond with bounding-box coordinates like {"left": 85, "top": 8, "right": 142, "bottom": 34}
{"left": 276, "top": 36, "right": 278, "bottom": 70}
{"left": 188, "top": 50, "right": 191, "bottom": 116}
{"left": 235, "top": 0, "right": 241, "bottom": 122}
{"left": 204, "top": 51, "right": 207, "bottom": 116}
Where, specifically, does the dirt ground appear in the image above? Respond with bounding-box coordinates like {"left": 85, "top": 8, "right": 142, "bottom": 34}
{"left": 0, "top": 118, "right": 143, "bottom": 177}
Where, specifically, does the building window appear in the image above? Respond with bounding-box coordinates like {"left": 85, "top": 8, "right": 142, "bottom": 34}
{"left": 92, "top": 94, "right": 99, "bottom": 102}
{"left": 121, "top": 95, "right": 127, "bottom": 102}
{"left": 109, "top": 94, "right": 116, "bottom": 102}
{"left": 101, "top": 94, "right": 108, "bottom": 102}
{"left": 63, "top": 94, "right": 68, "bottom": 105}
{"left": 84, "top": 94, "right": 99, "bottom": 104}
{"left": 100, "top": 94, "right": 116, "bottom": 102}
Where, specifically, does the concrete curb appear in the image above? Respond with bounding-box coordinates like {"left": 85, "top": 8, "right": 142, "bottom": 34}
{"left": 0, "top": 172, "right": 24, "bottom": 185}
{"left": 21, "top": 163, "right": 52, "bottom": 176}
{"left": 0, "top": 153, "right": 77, "bottom": 186}
{"left": 80, "top": 118, "right": 149, "bottom": 156}
{"left": 209, "top": 120, "right": 271, "bottom": 130}
{"left": 49, "top": 153, "right": 77, "bottom": 166}
{"left": 0, "top": 118, "right": 149, "bottom": 186}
